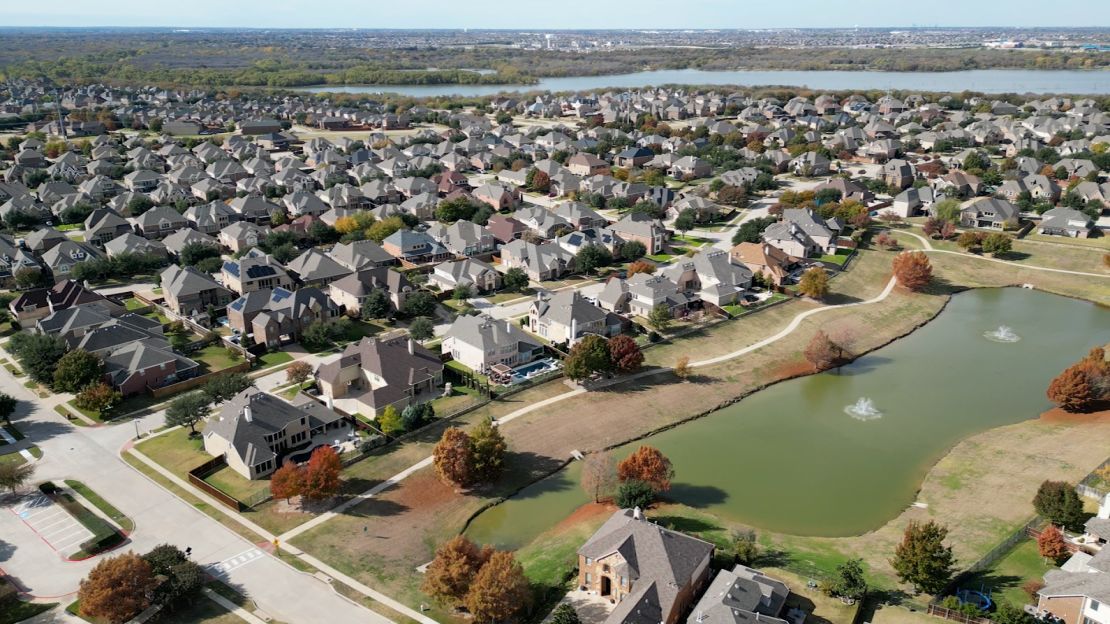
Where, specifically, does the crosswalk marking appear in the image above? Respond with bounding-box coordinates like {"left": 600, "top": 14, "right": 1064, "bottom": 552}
{"left": 208, "top": 548, "right": 264, "bottom": 578}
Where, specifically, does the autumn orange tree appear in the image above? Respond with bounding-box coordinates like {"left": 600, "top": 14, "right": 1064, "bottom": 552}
{"left": 270, "top": 460, "right": 304, "bottom": 501}
{"left": 434, "top": 427, "right": 474, "bottom": 488}
{"left": 286, "top": 361, "right": 313, "bottom": 385}
{"left": 301, "top": 445, "right": 341, "bottom": 501}
{"left": 617, "top": 446, "right": 674, "bottom": 493}
{"left": 608, "top": 335, "right": 644, "bottom": 373}
{"left": 422, "top": 535, "right": 492, "bottom": 606}
{"left": 1047, "top": 346, "right": 1109, "bottom": 413}
{"left": 627, "top": 260, "right": 656, "bottom": 276}
{"left": 892, "top": 251, "right": 932, "bottom": 291}
{"left": 804, "top": 330, "right": 845, "bottom": 371}
{"left": 797, "top": 266, "right": 830, "bottom": 300}
{"left": 1037, "top": 525, "right": 1069, "bottom": 563}
{"left": 465, "top": 550, "right": 532, "bottom": 624}
{"left": 78, "top": 551, "right": 158, "bottom": 624}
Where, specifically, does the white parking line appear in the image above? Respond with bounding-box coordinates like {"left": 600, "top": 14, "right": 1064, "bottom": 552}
{"left": 208, "top": 548, "right": 264, "bottom": 578}
{"left": 11, "top": 493, "right": 95, "bottom": 555}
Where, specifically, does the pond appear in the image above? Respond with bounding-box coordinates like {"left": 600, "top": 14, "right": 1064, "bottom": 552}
{"left": 465, "top": 288, "right": 1110, "bottom": 549}
{"left": 298, "top": 68, "right": 1110, "bottom": 97}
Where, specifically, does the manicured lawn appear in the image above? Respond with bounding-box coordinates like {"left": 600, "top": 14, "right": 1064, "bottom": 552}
{"left": 959, "top": 539, "right": 1053, "bottom": 609}
{"left": 136, "top": 426, "right": 210, "bottom": 478}
{"left": 1, "top": 597, "right": 57, "bottom": 624}
{"left": 66, "top": 400, "right": 107, "bottom": 423}
{"left": 150, "top": 597, "right": 241, "bottom": 624}
{"left": 56, "top": 223, "right": 82, "bottom": 232}
{"left": 257, "top": 350, "right": 293, "bottom": 368}
{"left": 646, "top": 253, "right": 674, "bottom": 262}
{"left": 1024, "top": 233, "right": 1110, "bottom": 250}
{"left": 819, "top": 249, "right": 853, "bottom": 266}
{"left": 483, "top": 290, "right": 532, "bottom": 304}
{"left": 64, "top": 480, "right": 135, "bottom": 532}
{"left": 203, "top": 465, "right": 272, "bottom": 504}
{"left": 191, "top": 344, "right": 244, "bottom": 372}
{"left": 0, "top": 451, "right": 28, "bottom": 469}
{"left": 123, "top": 297, "right": 148, "bottom": 311}
{"left": 672, "top": 234, "right": 712, "bottom": 246}
{"left": 142, "top": 309, "right": 172, "bottom": 324}
{"left": 430, "top": 386, "right": 484, "bottom": 416}
{"left": 336, "top": 319, "right": 386, "bottom": 344}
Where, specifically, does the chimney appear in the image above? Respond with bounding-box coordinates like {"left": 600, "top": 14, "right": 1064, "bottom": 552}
{"left": 325, "top": 395, "right": 334, "bottom": 411}
{"left": 571, "top": 317, "right": 578, "bottom": 339}
{"left": 407, "top": 338, "right": 414, "bottom": 355}
{"left": 505, "top": 319, "right": 512, "bottom": 333}
{"left": 243, "top": 405, "right": 252, "bottom": 422}
{"left": 1099, "top": 492, "right": 1110, "bottom": 520}
{"left": 633, "top": 506, "right": 643, "bottom": 520}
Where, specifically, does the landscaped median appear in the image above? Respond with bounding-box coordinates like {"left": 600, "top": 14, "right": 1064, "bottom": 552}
{"left": 64, "top": 480, "right": 135, "bottom": 533}
{"left": 38, "top": 481, "right": 128, "bottom": 560}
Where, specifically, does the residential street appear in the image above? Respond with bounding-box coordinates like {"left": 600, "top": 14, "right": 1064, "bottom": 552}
{"left": 0, "top": 368, "right": 388, "bottom": 624}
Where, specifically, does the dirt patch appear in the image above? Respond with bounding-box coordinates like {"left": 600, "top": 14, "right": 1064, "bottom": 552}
{"left": 1040, "top": 406, "right": 1110, "bottom": 424}
{"left": 393, "top": 471, "right": 459, "bottom": 510}
{"left": 552, "top": 502, "right": 615, "bottom": 534}
{"left": 772, "top": 360, "right": 815, "bottom": 379}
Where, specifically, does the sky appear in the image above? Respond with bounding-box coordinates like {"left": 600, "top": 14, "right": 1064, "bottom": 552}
{"left": 5, "top": 0, "right": 1110, "bottom": 29}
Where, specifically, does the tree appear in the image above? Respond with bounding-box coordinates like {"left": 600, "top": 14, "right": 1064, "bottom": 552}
{"left": 52, "top": 349, "right": 104, "bottom": 392}
{"left": 1037, "top": 525, "right": 1069, "bottom": 563}
{"left": 401, "top": 403, "right": 434, "bottom": 431}
{"left": 401, "top": 291, "right": 438, "bottom": 318}
{"left": 581, "top": 451, "right": 618, "bottom": 503}
{"left": 465, "top": 550, "right": 531, "bottom": 624}
{"left": 14, "top": 267, "right": 47, "bottom": 289}
{"left": 9, "top": 332, "right": 67, "bottom": 385}
{"left": 470, "top": 419, "right": 507, "bottom": 483}
{"left": 935, "top": 199, "right": 962, "bottom": 223}
{"left": 270, "top": 461, "right": 304, "bottom": 502}
{"left": 731, "top": 529, "right": 759, "bottom": 565}
{"left": 674, "top": 209, "right": 697, "bottom": 235}
{"left": 453, "top": 284, "right": 474, "bottom": 301}
{"left": 805, "top": 330, "right": 845, "bottom": 371}
{"left": 408, "top": 316, "right": 435, "bottom": 341}
{"left": 564, "top": 334, "right": 614, "bottom": 381}
{"left": 648, "top": 304, "right": 673, "bottom": 332}
{"left": 202, "top": 373, "right": 250, "bottom": 404}
{"left": 0, "top": 393, "right": 17, "bottom": 425}
{"left": 0, "top": 461, "right": 33, "bottom": 494}
{"left": 829, "top": 559, "right": 868, "bottom": 601}
{"left": 78, "top": 552, "right": 158, "bottom": 624}
{"left": 619, "top": 240, "right": 647, "bottom": 261}
{"left": 674, "top": 356, "right": 691, "bottom": 380}
{"left": 732, "top": 216, "right": 777, "bottom": 245}
{"left": 179, "top": 242, "right": 220, "bottom": 266}
{"left": 1032, "top": 481, "right": 1086, "bottom": 531}
{"left": 434, "top": 427, "right": 474, "bottom": 488}
{"left": 422, "top": 535, "right": 492, "bottom": 606}
{"left": 550, "top": 603, "right": 582, "bottom": 624}
{"left": 301, "top": 320, "right": 338, "bottom": 351}
{"left": 301, "top": 445, "right": 342, "bottom": 501}
{"left": 956, "top": 231, "right": 984, "bottom": 251}
{"left": 796, "top": 267, "right": 830, "bottom": 300}
{"left": 502, "top": 267, "right": 529, "bottom": 292}
{"left": 74, "top": 383, "right": 122, "bottom": 415}
{"left": 286, "top": 361, "right": 313, "bottom": 385}
{"left": 618, "top": 446, "right": 674, "bottom": 492}
{"left": 361, "top": 288, "right": 392, "bottom": 319}
{"left": 627, "top": 260, "right": 655, "bottom": 276}
{"left": 993, "top": 602, "right": 1036, "bottom": 624}
{"left": 164, "top": 392, "right": 210, "bottom": 435}
{"left": 890, "top": 520, "right": 955, "bottom": 595}
{"left": 142, "top": 544, "right": 203, "bottom": 609}
{"left": 576, "top": 244, "right": 612, "bottom": 275}
{"left": 1046, "top": 365, "right": 1097, "bottom": 412}
{"left": 717, "top": 185, "right": 749, "bottom": 208}
{"left": 608, "top": 335, "right": 644, "bottom": 373}
{"left": 615, "top": 479, "right": 656, "bottom": 509}
{"left": 922, "top": 217, "right": 942, "bottom": 238}
{"left": 892, "top": 251, "right": 932, "bottom": 291}
{"left": 377, "top": 405, "right": 404, "bottom": 436}
{"left": 981, "top": 232, "right": 1012, "bottom": 256}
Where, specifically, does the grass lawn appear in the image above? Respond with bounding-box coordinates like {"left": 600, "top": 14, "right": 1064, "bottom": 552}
{"left": 67, "top": 399, "right": 107, "bottom": 423}
{"left": 0, "top": 451, "right": 29, "bottom": 469}
{"left": 818, "top": 248, "right": 854, "bottom": 266}
{"left": 136, "top": 426, "right": 210, "bottom": 478}
{"left": 142, "top": 309, "right": 172, "bottom": 324}
{"left": 646, "top": 253, "right": 675, "bottom": 262}
{"left": 336, "top": 319, "right": 386, "bottom": 344}
{"left": 56, "top": 223, "right": 82, "bottom": 232}
{"left": 64, "top": 480, "right": 135, "bottom": 532}
{"left": 430, "top": 386, "right": 484, "bottom": 416}
{"left": 257, "top": 350, "right": 293, "bottom": 368}
{"left": 191, "top": 344, "right": 245, "bottom": 372}
{"left": 483, "top": 290, "right": 532, "bottom": 304}
{"left": 1024, "top": 233, "right": 1110, "bottom": 250}
{"left": 959, "top": 539, "right": 1053, "bottom": 608}
{"left": 203, "top": 465, "right": 272, "bottom": 504}
{"left": 673, "top": 234, "right": 712, "bottom": 246}
{"left": 149, "top": 597, "right": 241, "bottom": 624}
{"left": 1, "top": 599, "right": 56, "bottom": 624}
{"left": 123, "top": 297, "right": 148, "bottom": 311}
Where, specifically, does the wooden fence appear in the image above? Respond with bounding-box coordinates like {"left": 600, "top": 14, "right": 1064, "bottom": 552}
{"left": 186, "top": 457, "right": 246, "bottom": 512}
{"left": 926, "top": 605, "right": 991, "bottom": 624}
{"left": 149, "top": 360, "right": 251, "bottom": 399}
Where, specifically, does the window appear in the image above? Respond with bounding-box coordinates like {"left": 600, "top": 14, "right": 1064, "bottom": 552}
{"left": 1091, "top": 601, "right": 1101, "bottom": 611}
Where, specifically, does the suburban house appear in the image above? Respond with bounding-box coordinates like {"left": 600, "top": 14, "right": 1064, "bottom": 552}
{"left": 499, "top": 239, "right": 576, "bottom": 282}
{"left": 203, "top": 388, "right": 346, "bottom": 480}
{"left": 614, "top": 146, "right": 655, "bottom": 169}
{"left": 730, "top": 243, "right": 799, "bottom": 286}
{"left": 162, "top": 228, "right": 220, "bottom": 258}
{"left": 219, "top": 221, "right": 271, "bottom": 254}
{"left": 381, "top": 230, "right": 453, "bottom": 265}
{"left": 327, "top": 268, "right": 413, "bottom": 317}
{"left": 285, "top": 248, "right": 353, "bottom": 289}
{"left": 686, "top": 565, "right": 794, "bottom": 624}
{"left": 42, "top": 240, "right": 102, "bottom": 282}
{"left": 160, "top": 264, "right": 234, "bottom": 317}
{"left": 763, "top": 210, "right": 837, "bottom": 258}
{"left": 104, "top": 232, "right": 169, "bottom": 260}
{"left": 553, "top": 201, "right": 608, "bottom": 231}
{"left": 598, "top": 272, "right": 692, "bottom": 319}
{"left": 185, "top": 201, "right": 237, "bottom": 235}
{"left": 959, "top": 197, "right": 1019, "bottom": 230}
{"left": 567, "top": 152, "right": 610, "bottom": 177}
{"left": 441, "top": 314, "right": 544, "bottom": 374}
{"left": 430, "top": 258, "right": 502, "bottom": 293}
{"left": 84, "top": 209, "right": 134, "bottom": 248}
{"left": 426, "top": 220, "right": 496, "bottom": 257}
{"left": 9, "top": 279, "right": 121, "bottom": 322}
{"left": 610, "top": 213, "right": 667, "bottom": 255}
{"left": 83, "top": 326, "right": 201, "bottom": 396}
{"left": 529, "top": 290, "right": 621, "bottom": 346}
{"left": 132, "top": 205, "right": 189, "bottom": 239}
{"left": 227, "top": 286, "right": 341, "bottom": 346}
{"left": 331, "top": 239, "right": 397, "bottom": 271}
{"left": 472, "top": 182, "right": 520, "bottom": 211}
{"left": 661, "top": 249, "right": 753, "bottom": 310}
{"left": 315, "top": 337, "right": 444, "bottom": 417}
{"left": 577, "top": 508, "right": 715, "bottom": 624}
{"left": 221, "top": 250, "right": 294, "bottom": 295}
{"left": 1037, "top": 207, "right": 1095, "bottom": 238}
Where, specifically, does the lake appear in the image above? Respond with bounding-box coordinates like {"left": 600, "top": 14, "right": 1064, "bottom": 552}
{"left": 465, "top": 288, "right": 1110, "bottom": 549}
{"left": 298, "top": 68, "right": 1110, "bottom": 97}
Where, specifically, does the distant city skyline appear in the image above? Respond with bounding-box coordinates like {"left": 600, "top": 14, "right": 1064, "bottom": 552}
{"left": 6, "top": 0, "right": 1110, "bottom": 30}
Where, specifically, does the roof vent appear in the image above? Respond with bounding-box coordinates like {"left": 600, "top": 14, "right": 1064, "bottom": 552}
{"left": 243, "top": 405, "right": 252, "bottom": 422}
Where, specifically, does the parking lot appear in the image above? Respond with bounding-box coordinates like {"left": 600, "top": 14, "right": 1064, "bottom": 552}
{"left": 11, "top": 493, "right": 94, "bottom": 558}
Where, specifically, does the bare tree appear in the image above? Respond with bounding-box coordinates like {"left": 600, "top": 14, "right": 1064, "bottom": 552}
{"left": 580, "top": 451, "right": 618, "bottom": 503}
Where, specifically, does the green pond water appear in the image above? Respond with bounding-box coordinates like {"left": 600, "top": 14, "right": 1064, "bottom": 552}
{"left": 465, "top": 288, "right": 1110, "bottom": 549}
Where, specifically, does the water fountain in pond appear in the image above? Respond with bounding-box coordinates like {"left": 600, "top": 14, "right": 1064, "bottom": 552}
{"left": 845, "top": 397, "right": 883, "bottom": 421}
{"left": 983, "top": 325, "right": 1021, "bottom": 343}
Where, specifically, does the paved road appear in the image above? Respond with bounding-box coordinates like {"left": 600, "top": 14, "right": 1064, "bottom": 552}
{"left": 0, "top": 370, "right": 388, "bottom": 623}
